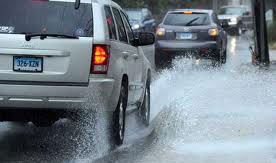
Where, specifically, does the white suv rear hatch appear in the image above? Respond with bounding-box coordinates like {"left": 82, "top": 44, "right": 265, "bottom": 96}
{"left": 0, "top": 0, "right": 93, "bottom": 84}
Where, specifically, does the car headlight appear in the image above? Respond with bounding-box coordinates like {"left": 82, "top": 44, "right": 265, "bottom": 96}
{"left": 208, "top": 28, "right": 219, "bottom": 37}
{"left": 132, "top": 24, "right": 140, "bottom": 30}
{"left": 156, "top": 27, "right": 166, "bottom": 36}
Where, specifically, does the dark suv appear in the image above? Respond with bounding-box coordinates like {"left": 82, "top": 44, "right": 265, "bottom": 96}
{"left": 125, "top": 8, "right": 156, "bottom": 33}
{"left": 218, "top": 6, "right": 253, "bottom": 36}
{"left": 155, "top": 9, "right": 228, "bottom": 68}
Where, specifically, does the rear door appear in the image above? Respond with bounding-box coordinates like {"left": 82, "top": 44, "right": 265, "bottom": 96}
{"left": 0, "top": 0, "right": 93, "bottom": 85}
{"left": 112, "top": 7, "right": 137, "bottom": 104}
{"left": 121, "top": 11, "right": 144, "bottom": 103}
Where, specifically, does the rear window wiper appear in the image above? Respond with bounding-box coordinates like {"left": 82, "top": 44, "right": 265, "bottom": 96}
{"left": 185, "top": 17, "right": 200, "bottom": 26}
{"left": 25, "top": 33, "right": 79, "bottom": 41}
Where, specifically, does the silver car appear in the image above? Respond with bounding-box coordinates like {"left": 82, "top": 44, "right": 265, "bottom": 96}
{"left": 0, "top": 0, "right": 154, "bottom": 145}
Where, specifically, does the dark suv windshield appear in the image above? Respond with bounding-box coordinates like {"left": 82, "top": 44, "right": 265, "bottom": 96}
{"left": 163, "top": 13, "right": 210, "bottom": 26}
{"left": 219, "top": 7, "right": 245, "bottom": 15}
{"left": 126, "top": 10, "right": 143, "bottom": 20}
{"left": 0, "top": 0, "right": 93, "bottom": 37}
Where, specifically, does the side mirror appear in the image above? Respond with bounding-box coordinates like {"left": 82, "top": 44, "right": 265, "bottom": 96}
{"left": 134, "top": 32, "right": 155, "bottom": 46}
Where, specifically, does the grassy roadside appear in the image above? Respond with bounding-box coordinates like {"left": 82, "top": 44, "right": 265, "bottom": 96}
{"left": 269, "top": 42, "right": 276, "bottom": 50}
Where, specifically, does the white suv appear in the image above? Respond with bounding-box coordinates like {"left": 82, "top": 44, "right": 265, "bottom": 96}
{"left": 0, "top": 0, "right": 154, "bottom": 145}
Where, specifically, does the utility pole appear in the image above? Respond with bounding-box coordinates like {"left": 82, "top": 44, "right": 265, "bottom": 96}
{"left": 252, "top": 0, "right": 270, "bottom": 65}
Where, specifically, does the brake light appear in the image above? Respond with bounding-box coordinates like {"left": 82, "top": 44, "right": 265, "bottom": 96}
{"left": 91, "top": 45, "right": 110, "bottom": 74}
{"left": 208, "top": 28, "right": 219, "bottom": 37}
{"left": 156, "top": 28, "right": 166, "bottom": 36}
{"left": 183, "top": 11, "right": 193, "bottom": 14}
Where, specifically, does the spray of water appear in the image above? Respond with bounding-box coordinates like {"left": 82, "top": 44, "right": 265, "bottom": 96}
{"left": 149, "top": 57, "right": 276, "bottom": 157}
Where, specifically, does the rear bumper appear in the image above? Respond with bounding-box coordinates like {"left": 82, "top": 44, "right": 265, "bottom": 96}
{"left": 155, "top": 40, "right": 219, "bottom": 61}
{"left": 0, "top": 78, "right": 116, "bottom": 111}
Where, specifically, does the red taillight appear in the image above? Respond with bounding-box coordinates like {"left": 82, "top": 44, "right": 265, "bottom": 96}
{"left": 91, "top": 45, "right": 110, "bottom": 74}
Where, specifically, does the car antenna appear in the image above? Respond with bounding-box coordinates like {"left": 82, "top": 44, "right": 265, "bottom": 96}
{"left": 75, "top": 0, "right": 80, "bottom": 9}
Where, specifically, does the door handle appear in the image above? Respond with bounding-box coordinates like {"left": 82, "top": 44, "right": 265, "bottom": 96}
{"left": 133, "top": 54, "right": 139, "bottom": 60}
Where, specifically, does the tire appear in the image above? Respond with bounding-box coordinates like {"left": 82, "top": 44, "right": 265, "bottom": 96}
{"left": 32, "top": 111, "right": 58, "bottom": 127}
{"left": 141, "top": 78, "right": 151, "bottom": 127}
{"left": 234, "top": 25, "right": 242, "bottom": 36}
{"left": 32, "top": 120, "right": 55, "bottom": 127}
{"left": 155, "top": 53, "right": 171, "bottom": 70}
{"left": 212, "top": 49, "right": 223, "bottom": 67}
{"left": 221, "top": 49, "right": 227, "bottom": 64}
{"left": 113, "top": 82, "right": 127, "bottom": 145}
{"left": 155, "top": 53, "right": 163, "bottom": 70}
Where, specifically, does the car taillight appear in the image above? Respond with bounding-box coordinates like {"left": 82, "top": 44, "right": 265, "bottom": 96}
{"left": 91, "top": 45, "right": 110, "bottom": 74}
{"left": 208, "top": 28, "right": 219, "bottom": 37}
{"left": 156, "top": 28, "right": 166, "bottom": 36}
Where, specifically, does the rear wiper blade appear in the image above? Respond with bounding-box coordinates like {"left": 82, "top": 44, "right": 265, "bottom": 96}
{"left": 25, "top": 33, "right": 79, "bottom": 41}
{"left": 186, "top": 17, "right": 200, "bottom": 26}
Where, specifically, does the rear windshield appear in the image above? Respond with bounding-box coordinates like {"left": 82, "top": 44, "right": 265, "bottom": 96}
{"left": 163, "top": 13, "right": 210, "bottom": 26}
{"left": 0, "top": 0, "right": 93, "bottom": 37}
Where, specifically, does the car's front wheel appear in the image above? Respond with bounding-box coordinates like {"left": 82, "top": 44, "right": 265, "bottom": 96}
{"left": 113, "top": 82, "right": 127, "bottom": 145}
{"left": 234, "top": 24, "right": 242, "bottom": 36}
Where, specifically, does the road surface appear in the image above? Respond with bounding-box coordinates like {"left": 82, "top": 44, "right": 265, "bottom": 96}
{"left": 0, "top": 35, "right": 276, "bottom": 163}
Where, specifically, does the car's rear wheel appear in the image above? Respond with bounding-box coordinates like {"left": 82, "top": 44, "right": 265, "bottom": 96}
{"left": 212, "top": 48, "right": 223, "bottom": 66}
{"left": 221, "top": 49, "right": 227, "bottom": 64}
{"left": 141, "top": 78, "right": 151, "bottom": 127}
{"left": 32, "top": 111, "right": 59, "bottom": 127}
{"left": 155, "top": 53, "right": 164, "bottom": 70}
{"left": 113, "top": 82, "right": 127, "bottom": 145}
{"left": 32, "top": 119, "right": 56, "bottom": 127}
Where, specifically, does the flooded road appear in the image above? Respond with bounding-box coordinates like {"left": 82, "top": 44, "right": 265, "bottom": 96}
{"left": 95, "top": 35, "right": 276, "bottom": 163}
{"left": 0, "top": 35, "right": 276, "bottom": 163}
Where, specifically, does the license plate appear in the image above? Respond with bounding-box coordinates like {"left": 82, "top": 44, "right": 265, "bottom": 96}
{"left": 177, "top": 33, "right": 193, "bottom": 40}
{"left": 13, "top": 56, "right": 43, "bottom": 72}
{"left": 193, "top": 59, "right": 212, "bottom": 65}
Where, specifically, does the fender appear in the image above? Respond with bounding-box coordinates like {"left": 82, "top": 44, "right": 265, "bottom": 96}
{"left": 107, "top": 55, "right": 129, "bottom": 112}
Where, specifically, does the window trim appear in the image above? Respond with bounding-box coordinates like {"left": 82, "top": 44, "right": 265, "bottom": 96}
{"left": 111, "top": 7, "right": 128, "bottom": 44}
{"left": 120, "top": 10, "right": 135, "bottom": 45}
{"left": 104, "top": 5, "right": 118, "bottom": 41}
